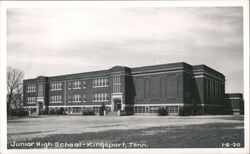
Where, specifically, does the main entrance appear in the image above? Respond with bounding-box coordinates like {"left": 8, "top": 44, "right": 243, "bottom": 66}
{"left": 37, "top": 101, "right": 43, "bottom": 115}
{"left": 114, "top": 99, "right": 121, "bottom": 111}
{"left": 111, "top": 94, "right": 123, "bottom": 112}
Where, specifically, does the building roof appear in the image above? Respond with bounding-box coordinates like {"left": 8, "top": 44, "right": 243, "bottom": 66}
{"left": 225, "top": 93, "right": 243, "bottom": 98}
{"left": 24, "top": 62, "right": 225, "bottom": 82}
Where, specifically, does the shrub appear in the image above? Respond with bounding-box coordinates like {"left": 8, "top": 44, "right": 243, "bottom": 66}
{"left": 125, "top": 106, "right": 134, "bottom": 115}
{"left": 82, "top": 110, "right": 95, "bottom": 116}
{"left": 39, "top": 109, "right": 48, "bottom": 115}
{"left": 55, "top": 108, "right": 60, "bottom": 115}
{"left": 178, "top": 107, "right": 192, "bottom": 116}
{"left": 47, "top": 108, "right": 65, "bottom": 115}
{"left": 158, "top": 107, "right": 168, "bottom": 116}
{"left": 48, "top": 108, "right": 56, "bottom": 115}
{"left": 10, "top": 108, "right": 29, "bottom": 117}
{"left": 58, "top": 107, "right": 65, "bottom": 115}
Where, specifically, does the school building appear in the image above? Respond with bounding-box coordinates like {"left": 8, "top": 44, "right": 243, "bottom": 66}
{"left": 23, "top": 62, "right": 244, "bottom": 115}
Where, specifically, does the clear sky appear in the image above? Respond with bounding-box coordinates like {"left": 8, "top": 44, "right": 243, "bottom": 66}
{"left": 7, "top": 7, "right": 243, "bottom": 93}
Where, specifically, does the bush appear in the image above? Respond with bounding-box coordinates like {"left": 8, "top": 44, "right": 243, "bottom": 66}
{"left": 39, "top": 109, "right": 48, "bottom": 115}
{"left": 58, "top": 107, "right": 65, "bottom": 115}
{"left": 125, "top": 106, "right": 134, "bottom": 115}
{"left": 179, "top": 107, "right": 193, "bottom": 116}
{"left": 82, "top": 110, "right": 95, "bottom": 116}
{"left": 47, "top": 108, "right": 65, "bottom": 115}
{"left": 158, "top": 107, "right": 168, "bottom": 116}
{"left": 10, "top": 108, "right": 29, "bottom": 117}
{"left": 48, "top": 108, "right": 56, "bottom": 115}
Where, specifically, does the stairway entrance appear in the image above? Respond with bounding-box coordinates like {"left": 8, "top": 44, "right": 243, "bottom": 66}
{"left": 114, "top": 99, "right": 121, "bottom": 111}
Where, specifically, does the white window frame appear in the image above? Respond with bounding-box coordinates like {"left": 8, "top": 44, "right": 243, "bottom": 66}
{"left": 113, "top": 76, "right": 121, "bottom": 93}
{"left": 93, "top": 77, "right": 109, "bottom": 88}
{"left": 50, "top": 95, "right": 62, "bottom": 103}
{"left": 73, "top": 80, "right": 81, "bottom": 89}
{"left": 82, "top": 94, "right": 86, "bottom": 102}
{"left": 93, "top": 93, "right": 109, "bottom": 102}
{"left": 68, "top": 82, "right": 72, "bottom": 89}
{"left": 27, "top": 97, "right": 36, "bottom": 104}
{"left": 27, "top": 84, "right": 36, "bottom": 92}
{"left": 50, "top": 82, "right": 63, "bottom": 91}
{"left": 73, "top": 94, "right": 81, "bottom": 103}
{"left": 82, "top": 80, "right": 86, "bottom": 89}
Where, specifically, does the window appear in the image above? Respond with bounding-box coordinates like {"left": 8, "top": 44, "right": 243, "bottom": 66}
{"left": 105, "top": 93, "right": 109, "bottom": 100}
{"left": 113, "top": 76, "right": 121, "bottom": 93}
{"left": 167, "top": 106, "right": 179, "bottom": 114}
{"left": 93, "top": 77, "right": 109, "bottom": 88}
{"left": 73, "top": 94, "right": 81, "bottom": 102}
{"left": 82, "top": 94, "right": 86, "bottom": 102}
{"left": 93, "top": 93, "right": 109, "bottom": 102}
{"left": 68, "top": 82, "right": 72, "bottom": 89}
{"left": 50, "top": 95, "right": 62, "bottom": 103}
{"left": 27, "top": 85, "right": 36, "bottom": 92}
{"left": 135, "top": 106, "right": 146, "bottom": 113}
{"left": 218, "top": 84, "right": 221, "bottom": 104}
{"left": 68, "top": 95, "right": 72, "bottom": 103}
{"left": 210, "top": 80, "right": 213, "bottom": 102}
{"left": 73, "top": 80, "right": 81, "bottom": 89}
{"left": 82, "top": 81, "right": 86, "bottom": 89}
{"left": 100, "top": 94, "right": 103, "bottom": 101}
{"left": 50, "top": 82, "right": 62, "bottom": 90}
{"left": 72, "top": 107, "right": 81, "bottom": 113}
{"left": 27, "top": 97, "right": 36, "bottom": 104}
{"left": 149, "top": 106, "right": 160, "bottom": 113}
{"left": 98, "top": 93, "right": 101, "bottom": 101}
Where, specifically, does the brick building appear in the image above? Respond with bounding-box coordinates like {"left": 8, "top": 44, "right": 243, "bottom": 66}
{"left": 223, "top": 93, "right": 244, "bottom": 115}
{"left": 23, "top": 62, "right": 244, "bottom": 115}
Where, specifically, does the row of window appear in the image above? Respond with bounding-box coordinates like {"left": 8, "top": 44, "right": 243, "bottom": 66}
{"left": 113, "top": 85, "right": 121, "bottom": 93}
{"left": 27, "top": 76, "right": 120, "bottom": 92}
{"left": 49, "top": 93, "right": 110, "bottom": 103}
{"left": 205, "top": 79, "right": 224, "bottom": 104}
{"left": 27, "top": 97, "right": 36, "bottom": 104}
{"left": 68, "top": 94, "right": 86, "bottom": 103}
{"left": 68, "top": 80, "right": 87, "bottom": 89}
{"left": 113, "top": 76, "right": 121, "bottom": 93}
{"left": 50, "top": 82, "right": 63, "bottom": 90}
{"left": 93, "top": 78, "right": 109, "bottom": 87}
{"left": 50, "top": 95, "right": 62, "bottom": 103}
{"left": 48, "top": 106, "right": 179, "bottom": 114}
{"left": 113, "top": 75, "right": 121, "bottom": 84}
{"left": 134, "top": 106, "right": 179, "bottom": 113}
{"left": 64, "top": 107, "right": 111, "bottom": 114}
{"left": 93, "top": 93, "right": 109, "bottom": 102}
{"left": 27, "top": 85, "right": 36, "bottom": 92}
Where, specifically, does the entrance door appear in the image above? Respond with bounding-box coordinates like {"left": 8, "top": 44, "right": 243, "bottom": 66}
{"left": 37, "top": 102, "right": 43, "bottom": 114}
{"left": 114, "top": 99, "right": 121, "bottom": 111}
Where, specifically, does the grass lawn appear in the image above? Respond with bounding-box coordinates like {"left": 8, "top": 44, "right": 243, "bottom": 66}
{"left": 7, "top": 115, "right": 244, "bottom": 149}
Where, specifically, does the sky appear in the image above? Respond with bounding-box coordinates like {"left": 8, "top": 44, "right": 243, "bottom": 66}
{"left": 7, "top": 7, "right": 243, "bottom": 93}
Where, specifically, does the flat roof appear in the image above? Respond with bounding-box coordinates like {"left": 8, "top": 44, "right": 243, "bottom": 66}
{"left": 24, "top": 62, "right": 224, "bottom": 81}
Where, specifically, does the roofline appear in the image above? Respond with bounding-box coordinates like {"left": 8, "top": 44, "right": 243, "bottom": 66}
{"left": 193, "top": 64, "right": 225, "bottom": 78}
{"left": 24, "top": 62, "right": 225, "bottom": 81}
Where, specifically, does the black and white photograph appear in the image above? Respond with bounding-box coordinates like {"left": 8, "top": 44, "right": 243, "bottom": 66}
{"left": 0, "top": 1, "right": 249, "bottom": 154}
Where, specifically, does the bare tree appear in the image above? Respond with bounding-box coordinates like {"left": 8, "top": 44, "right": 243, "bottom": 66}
{"left": 7, "top": 66, "right": 24, "bottom": 115}
{"left": 12, "top": 86, "right": 23, "bottom": 109}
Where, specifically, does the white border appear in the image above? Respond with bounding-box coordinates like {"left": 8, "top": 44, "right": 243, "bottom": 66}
{"left": 0, "top": 1, "right": 249, "bottom": 154}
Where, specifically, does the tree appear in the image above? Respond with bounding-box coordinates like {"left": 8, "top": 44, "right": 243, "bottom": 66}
{"left": 12, "top": 86, "right": 23, "bottom": 109}
{"left": 7, "top": 67, "right": 24, "bottom": 116}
